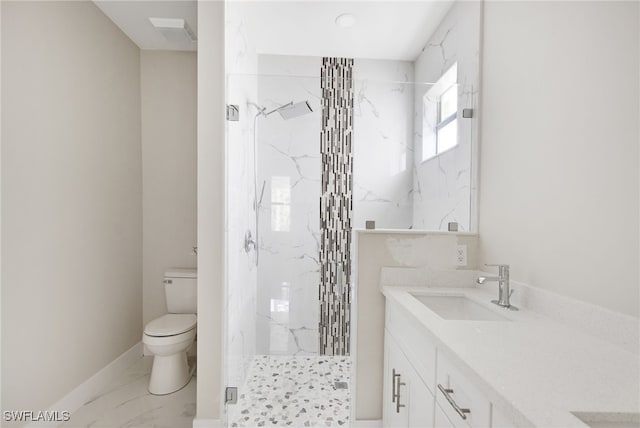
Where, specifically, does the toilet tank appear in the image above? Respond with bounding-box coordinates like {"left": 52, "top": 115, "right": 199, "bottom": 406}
{"left": 164, "top": 268, "right": 197, "bottom": 314}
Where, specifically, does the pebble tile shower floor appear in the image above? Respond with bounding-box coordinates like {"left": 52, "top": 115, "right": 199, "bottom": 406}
{"left": 228, "top": 355, "right": 351, "bottom": 427}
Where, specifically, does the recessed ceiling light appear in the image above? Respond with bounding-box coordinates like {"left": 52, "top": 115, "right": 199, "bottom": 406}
{"left": 335, "top": 13, "right": 356, "bottom": 28}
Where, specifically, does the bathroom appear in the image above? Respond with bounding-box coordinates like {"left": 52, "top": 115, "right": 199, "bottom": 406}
{"left": 1, "top": 1, "right": 639, "bottom": 428}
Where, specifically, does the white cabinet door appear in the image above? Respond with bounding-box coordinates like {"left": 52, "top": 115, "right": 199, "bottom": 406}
{"left": 383, "top": 330, "right": 398, "bottom": 427}
{"left": 384, "top": 329, "right": 435, "bottom": 428}
{"left": 383, "top": 330, "right": 410, "bottom": 428}
{"left": 408, "top": 371, "right": 434, "bottom": 427}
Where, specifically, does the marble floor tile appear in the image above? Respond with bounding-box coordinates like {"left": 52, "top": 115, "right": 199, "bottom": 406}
{"left": 227, "top": 355, "right": 351, "bottom": 427}
{"left": 61, "top": 357, "right": 196, "bottom": 428}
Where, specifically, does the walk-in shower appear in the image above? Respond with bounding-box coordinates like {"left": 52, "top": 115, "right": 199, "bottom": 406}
{"left": 226, "top": 71, "right": 351, "bottom": 424}
{"left": 224, "top": 58, "right": 473, "bottom": 427}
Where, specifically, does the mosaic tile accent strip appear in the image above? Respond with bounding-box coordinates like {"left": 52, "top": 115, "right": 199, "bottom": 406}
{"left": 319, "top": 57, "right": 354, "bottom": 356}
{"left": 227, "top": 355, "right": 351, "bottom": 427}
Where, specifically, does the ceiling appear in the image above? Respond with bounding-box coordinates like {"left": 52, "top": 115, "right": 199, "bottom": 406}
{"left": 94, "top": 0, "right": 198, "bottom": 51}
{"left": 230, "top": 1, "right": 454, "bottom": 61}
{"left": 94, "top": 1, "right": 454, "bottom": 61}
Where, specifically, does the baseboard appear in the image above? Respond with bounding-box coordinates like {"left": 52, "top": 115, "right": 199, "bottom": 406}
{"left": 351, "top": 420, "right": 382, "bottom": 427}
{"left": 25, "top": 342, "right": 143, "bottom": 428}
{"left": 192, "top": 418, "right": 374, "bottom": 428}
{"left": 192, "top": 418, "right": 221, "bottom": 428}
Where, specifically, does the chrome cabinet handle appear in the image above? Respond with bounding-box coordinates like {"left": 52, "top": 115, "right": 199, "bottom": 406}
{"left": 392, "top": 369, "right": 396, "bottom": 402}
{"left": 395, "top": 371, "right": 406, "bottom": 413}
{"left": 437, "top": 384, "right": 471, "bottom": 420}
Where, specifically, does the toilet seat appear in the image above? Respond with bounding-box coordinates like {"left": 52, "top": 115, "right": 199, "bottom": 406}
{"left": 145, "top": 314, "right": 197, "bottom": 337}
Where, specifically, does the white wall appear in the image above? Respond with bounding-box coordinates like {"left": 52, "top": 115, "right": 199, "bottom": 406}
{"left": 479, "top": 1, "right": 639, "bottom": 317}
{"left": 196, "top": 0, "right": 225, "bottom": 422}
{"left": 141, "top": 51, "right": 197, "bottom": 338}
{"left": 1, "top": 0, "right": 141, "bottom": 414}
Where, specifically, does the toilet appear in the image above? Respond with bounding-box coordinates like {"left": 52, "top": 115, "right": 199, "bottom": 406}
{"left": 143, "top": 268, "right": 197, "bottom": 395}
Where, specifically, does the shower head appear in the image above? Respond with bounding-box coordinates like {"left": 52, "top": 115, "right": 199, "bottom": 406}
{"left": 263, "top": 101, "right": 313, "bottom": 120}
{"left": 278, "top": 100, "right": 313, "bottom": 120}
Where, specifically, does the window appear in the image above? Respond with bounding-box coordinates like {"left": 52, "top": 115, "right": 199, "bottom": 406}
{"left": 270, "top": 176, "right": 291, "bottom": 232}
{"left": 422, "top": 63, "right": 458, "bottom": 161}
{"left": 269, "top": 283, "right": 290, "bottom": 353}
{"left": 436, "top": 84, "right": 458, "bottom": 153}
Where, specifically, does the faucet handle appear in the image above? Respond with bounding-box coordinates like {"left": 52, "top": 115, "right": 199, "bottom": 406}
{"left": 485, "top": 263, "right": 509, "bottom": 268}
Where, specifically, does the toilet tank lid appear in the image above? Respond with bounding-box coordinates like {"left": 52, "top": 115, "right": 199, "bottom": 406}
{"left": 165, "top": 268, "right": 197, "bottom": 279}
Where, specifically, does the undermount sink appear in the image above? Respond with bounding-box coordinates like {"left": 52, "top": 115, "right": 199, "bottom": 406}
{"left": 411, "top": 294, "right": 510, "bottom": 321}
{"left": 571, "top": 412, "right": 640, "bottom": 428}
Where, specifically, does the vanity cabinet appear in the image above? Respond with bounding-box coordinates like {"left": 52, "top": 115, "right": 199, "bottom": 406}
{"left": 383, "top": 300, "right": 500, "bottom": 428}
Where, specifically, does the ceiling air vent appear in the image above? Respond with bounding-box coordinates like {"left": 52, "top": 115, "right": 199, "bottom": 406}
{"left": 149, "top": 17, "right": 196, "bottom": 43}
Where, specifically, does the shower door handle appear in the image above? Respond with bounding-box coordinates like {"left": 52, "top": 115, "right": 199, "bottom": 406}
{"left": 257, "top": 180, "right": 266, "bottom": 208}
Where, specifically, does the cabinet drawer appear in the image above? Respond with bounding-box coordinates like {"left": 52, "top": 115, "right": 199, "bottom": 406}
{"left": 386, "top": 300, "right": 437, "bottom": 392}
{"left": 436, "top": 350, "right": 491, "bottom": 428}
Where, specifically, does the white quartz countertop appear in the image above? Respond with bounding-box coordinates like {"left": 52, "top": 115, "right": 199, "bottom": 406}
{"left": 382, "top": 285, "right": 640, "bottom": 428}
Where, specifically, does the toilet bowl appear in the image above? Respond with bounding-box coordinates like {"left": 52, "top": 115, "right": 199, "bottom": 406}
{"left": 143, "top": 268, "right": 197, "bottom": 395}
{"left": 143, "top": 313, "right": 197, "bottom": 395}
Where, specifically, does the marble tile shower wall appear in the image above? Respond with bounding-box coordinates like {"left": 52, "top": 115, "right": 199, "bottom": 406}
{"left": 255, "top": 55, "right": 322, "bottom": 356}
{"left": 412, "top": 0, "right": 481, "bottom": 231}
{"left": 226, "top": 6, "right": 259, "bottom": 388}
{"left": 252, "top": 55, "right": 415, "bottom": 356}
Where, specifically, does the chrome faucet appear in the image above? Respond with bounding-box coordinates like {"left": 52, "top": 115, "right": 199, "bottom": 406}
{"left": 477, "top": 264, "right": 518, "bottom": 310}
